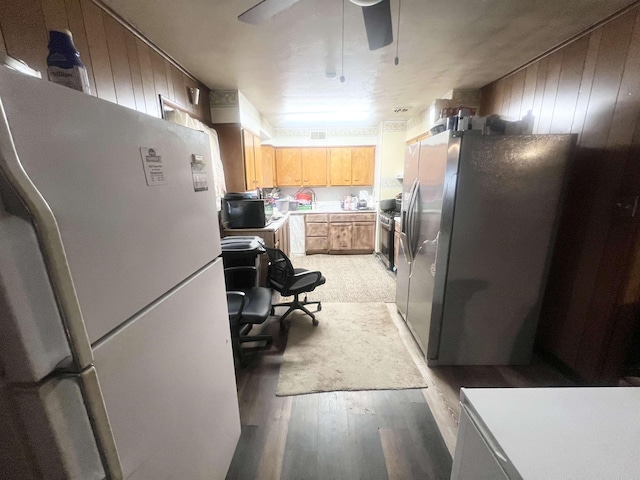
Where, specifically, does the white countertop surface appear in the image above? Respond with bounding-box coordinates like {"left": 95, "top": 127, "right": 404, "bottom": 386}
{"left": 283, "top": 201, "right": 377, "bottom": 215}
{"left": 460, "top": 387, "right": 640, "bottom": 479}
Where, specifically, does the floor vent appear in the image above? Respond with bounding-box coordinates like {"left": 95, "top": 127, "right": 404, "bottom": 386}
{"left": 310, "top": 130, "right": 327, "bottom": 140}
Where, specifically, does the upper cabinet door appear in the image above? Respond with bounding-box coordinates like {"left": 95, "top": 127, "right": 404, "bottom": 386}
{"left": 302, "top": 148, "right": 328, "bottom": 186}
{"left": 351, "top": 147, "right": 375, "bottom": 185}
{"left": 329, "top": 148, "right": 352, "bottom": 186}
{"left": 242, "top": 129, "right": 256, "bottom": 189}
{"left": 253, "top": 135, "right": 264, "bottom": 187}
{"left": 275, "top": 148, "right": 303, "bottom": 186}
{"left": 261, "top": 145, "right": 275, "bottom": 188}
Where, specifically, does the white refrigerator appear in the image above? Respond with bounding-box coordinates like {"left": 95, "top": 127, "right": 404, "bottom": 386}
{"left": 0, "top": 66, "right": 240, "bottom": 479}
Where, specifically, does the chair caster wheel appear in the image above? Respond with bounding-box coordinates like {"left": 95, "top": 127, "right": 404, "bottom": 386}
{"left": 312, "top": 319, "right": 319, "bottom": 326}
{"left": 270, "top": 307, "right": 275, "bottom": 315}
{"left": 317, "top": 304, "right": 322, "bottom": 311}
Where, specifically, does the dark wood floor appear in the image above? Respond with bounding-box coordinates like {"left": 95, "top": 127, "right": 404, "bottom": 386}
{"left": 226, "top": 305, "right": 577, "bottom": 480}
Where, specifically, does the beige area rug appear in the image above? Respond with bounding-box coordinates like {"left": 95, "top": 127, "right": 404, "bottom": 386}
{"left": 283, "top": 254, "right": 396, "bottom": 303}
{"left": 276, "top": 302, "right": 427, "bottom": 396}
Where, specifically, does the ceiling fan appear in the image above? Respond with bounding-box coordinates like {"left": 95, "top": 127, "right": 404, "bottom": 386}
{"left": 238, "top": 0, "right": 393, "bottom": 51}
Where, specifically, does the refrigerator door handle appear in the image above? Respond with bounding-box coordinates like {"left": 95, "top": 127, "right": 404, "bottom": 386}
{"left": 409, "top": 180, "right": 421, "bottom": 259}
{"left": 78, "top": 366, "right": 123, "bottom": 479}
{"left": 406, "top": 180, "right": 419, "bottom": 261}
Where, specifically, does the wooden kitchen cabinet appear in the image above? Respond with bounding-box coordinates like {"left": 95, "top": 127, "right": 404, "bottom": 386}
{"left": 329, "top": 148, "right": 352, "bottom": 186}
{"left": 274, "top": 215, "right": 290, "bottom": 254}
{"left": 301, "top": 148, "right": 328, "bottom": 186}
{"left": 330, "top": 223, "right": 353, "bottom": 251}
{"left": 243, "top": 129, "right": 274, "bottom": 189}
{"left": 328, "top": 147, "right": 374, "bottom": 186}
{"left": 275, "top": 148, "right": 303, "bottom": 186}
{"left": 328, "top": 212, "right": 376, "bottom": 254}
{"left": 243, "top": 129, "right": 258, "bottom": 189}
{"left": 261, "top": 145, "right": 275, "bottom": 189}
{"left": 271, "top": 146, "right": 374, "bottom": 187}
{"left": 351, "top": 147, "right": 375, "bottom": 186}
{"left": 216, "top": 125, "right": 272, "bottom": 191}
{"left": 352, "top": 222, "right": 375, "bottom": 250}
{"left": 305, "top": 214, "right": 329, "bottom": 254}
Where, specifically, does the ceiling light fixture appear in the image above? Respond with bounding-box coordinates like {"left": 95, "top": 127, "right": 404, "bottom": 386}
{"left": 284, "top": 111, "right": 370, "bottom": 123}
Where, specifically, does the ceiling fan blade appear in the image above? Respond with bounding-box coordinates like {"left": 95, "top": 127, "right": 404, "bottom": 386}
{"left": 361, "top": 0, "right": 393, "bottom": 50}
{"left": 238, "top": 0, "right": 301, "bottom": 25}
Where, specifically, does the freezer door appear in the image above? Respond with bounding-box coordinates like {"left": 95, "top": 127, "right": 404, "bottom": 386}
{"left": 0, "top": 374, "right": 105, "bottom": 480}
{"left": 406, "top": 132, "right": 456, "bottom": 356}
{"left": 0, "top": 212, "right": 73, "bottom": 382}
{"left": 92, "top": 258, "right": 240, "bottom": 479}
{"left": 394, "top": 143, "right": 420, "bottom": 318}
{"left": 0, "top": 67, "right": 222, "bottom": 343}
{"left": 436, "top": 134, "right": 574, "bottom": 365}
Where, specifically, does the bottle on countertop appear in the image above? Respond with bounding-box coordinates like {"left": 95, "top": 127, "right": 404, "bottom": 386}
{"left": 47, "top": 30, "right": 91, "bottom": 94}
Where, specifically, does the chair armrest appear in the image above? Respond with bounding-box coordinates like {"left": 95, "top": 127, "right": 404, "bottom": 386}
{"left": 290, "top": 270, "right": 322, "bottom": 286}
{"left": 226, "top": 291, "right": 246, "bottom": 321}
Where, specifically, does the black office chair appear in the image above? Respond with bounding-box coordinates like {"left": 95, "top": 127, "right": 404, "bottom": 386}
{"left": 264, "top": 247, "right": 326, "bottom": 329}
{"left": 225, "top": 266, "right": 273, "bottom": 367}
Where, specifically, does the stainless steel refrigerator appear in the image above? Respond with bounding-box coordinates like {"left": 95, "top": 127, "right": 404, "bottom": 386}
{"left": 395, "top": 130, "right": 575, "bottom": 366}
{"left": 0, "top": 66, "right": 240, "bottom": 478}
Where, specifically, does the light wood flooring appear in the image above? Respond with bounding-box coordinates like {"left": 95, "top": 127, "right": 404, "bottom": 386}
{"left": 226, "top": 304, "right": 576, "bottom": 480}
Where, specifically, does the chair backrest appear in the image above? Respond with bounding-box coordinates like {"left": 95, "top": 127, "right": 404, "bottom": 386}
{"left": 264, "top": 246, "right": 295, "bottom": 294}
{"left": 223, "top": 266, "right": 258, "bottom": 291}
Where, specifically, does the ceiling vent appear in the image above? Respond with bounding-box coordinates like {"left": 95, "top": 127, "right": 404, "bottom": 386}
{"left": 393, "top": 106, "right": 411, "bottom": 113}
{"left": 310, "top": 130, "right": 327, "bottom": 140}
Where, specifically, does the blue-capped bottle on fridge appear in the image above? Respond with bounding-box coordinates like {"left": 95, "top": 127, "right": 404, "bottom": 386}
{"left": 46, "top": 29, "right": 91, "bottom": 94}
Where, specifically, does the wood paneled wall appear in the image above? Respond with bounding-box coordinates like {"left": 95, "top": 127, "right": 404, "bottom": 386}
{"left": 0, "top": 0, "right": 211, "bottom": 122}
{"left": 480, "top": 4, "right": 640, "bottom": 382}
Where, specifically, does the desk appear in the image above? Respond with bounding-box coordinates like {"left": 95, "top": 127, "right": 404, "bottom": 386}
{"left": 451, "top": 387, "right": 640, "bottom": 479}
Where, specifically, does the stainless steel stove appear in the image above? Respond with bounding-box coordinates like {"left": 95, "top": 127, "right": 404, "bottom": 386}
{"left": 377, "top": 210, "right": 400, "bottom": 270}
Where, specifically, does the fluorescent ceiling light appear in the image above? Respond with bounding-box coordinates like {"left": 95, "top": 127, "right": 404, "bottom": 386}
{"left": 284, "top": 111, "right": 370, "bottom": 122}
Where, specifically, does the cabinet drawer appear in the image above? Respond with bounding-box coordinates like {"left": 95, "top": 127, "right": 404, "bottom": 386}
{"left": 329, "top": 213, "right": 376, "bottom": 223}
{"left": 306, "top": 236, "right": 329, "bottom": 252}
{"left": 306, "top": 223, "right": 328, "bottom": 236}
{"left": 329, "top": 213, "right": 357, "bottom": 223}
{"left": 305, "top": 213, "right": 329, "bottom": 223}
{"left": 355, "top": 213, "right": 377, "bottom": 222}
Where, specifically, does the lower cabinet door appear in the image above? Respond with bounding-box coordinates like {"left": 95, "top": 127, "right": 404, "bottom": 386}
{"left": 352, "top": 222, "right": 375, "bottom": 251}
{"left": 330, "top": 223, "right": 352, "bottom": 250}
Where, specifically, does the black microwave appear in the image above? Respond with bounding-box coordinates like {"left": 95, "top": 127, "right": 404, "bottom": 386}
{"left": 223, "top": 198, "right": 273, "bottom": 229}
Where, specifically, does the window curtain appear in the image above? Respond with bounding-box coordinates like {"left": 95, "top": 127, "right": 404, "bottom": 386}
{"left": 165, "top": 109, "right": 226, "bottom": 210}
